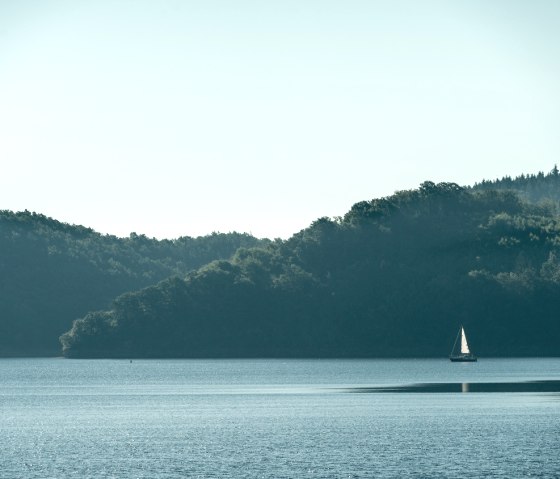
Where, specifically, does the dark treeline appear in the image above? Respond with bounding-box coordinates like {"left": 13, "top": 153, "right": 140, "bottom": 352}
{"left": 0, "top": 210, "right": 265, "bottom": 355}
{"left": 61, "top": 180, "right": 560, "bottom": 358}
{"left": 472, "top": 165, "right": 560, "bottom": 205}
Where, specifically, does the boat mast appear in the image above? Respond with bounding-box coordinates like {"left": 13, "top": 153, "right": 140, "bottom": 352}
{"left": 451, "top": 328, "right": 461, "bottom": 356}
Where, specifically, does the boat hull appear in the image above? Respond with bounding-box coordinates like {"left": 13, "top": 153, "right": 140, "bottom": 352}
{"left": 450, "top": 356, "right": 477, "bottom": 362}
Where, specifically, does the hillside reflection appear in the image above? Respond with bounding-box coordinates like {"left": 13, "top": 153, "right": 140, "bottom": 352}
{"left": 343, "top": 380, "right": 560, "bottom": 394}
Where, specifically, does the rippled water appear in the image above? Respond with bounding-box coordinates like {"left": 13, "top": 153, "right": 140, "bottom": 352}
{"left": 1, "top": 358, "right": 559, "bottom": 478}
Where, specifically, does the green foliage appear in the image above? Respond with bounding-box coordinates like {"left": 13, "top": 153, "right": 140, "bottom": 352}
{"left": 0, "top": 210, "right": 265, "bottom": 355}
{"left": 61, "top": 179, "right": 560, "bottom": 358}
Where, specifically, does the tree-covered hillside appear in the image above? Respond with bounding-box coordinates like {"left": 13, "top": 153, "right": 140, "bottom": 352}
{"left": 61, "top": 182, "right": 560, "bottom": 358}
{"left": 0, "top": 210, "right": 265, "bottom": 355}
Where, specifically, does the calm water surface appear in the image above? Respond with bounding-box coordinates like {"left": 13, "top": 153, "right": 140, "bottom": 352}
{"left": 1, "top": 358, "right": 559, "bottom": 478}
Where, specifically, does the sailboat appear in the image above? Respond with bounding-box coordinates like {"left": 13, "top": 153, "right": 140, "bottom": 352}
{"left": 449, "top": 326, "right": 477, "bottom": 362}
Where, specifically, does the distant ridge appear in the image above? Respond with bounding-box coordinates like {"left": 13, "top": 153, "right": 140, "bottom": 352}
{"left": 472, "top": 165, "right": 560, "bottom": 204}
{"left": 0, "top": 209, "right": 265, "bottom": 356}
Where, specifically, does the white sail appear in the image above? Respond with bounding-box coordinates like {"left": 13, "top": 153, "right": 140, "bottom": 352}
{"left": 460, "top": 327, "right": 470, "bottom": 354}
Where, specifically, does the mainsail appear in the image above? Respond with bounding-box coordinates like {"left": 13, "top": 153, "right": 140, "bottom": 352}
{"left": 460, "top": 327, "right": 470, "bottom": 354}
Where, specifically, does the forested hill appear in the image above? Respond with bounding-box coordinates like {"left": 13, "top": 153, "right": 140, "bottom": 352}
{"left": 61, "top": 181, "right": 560, "bottom": 358}
{"left": 472, "top": 166, "right": 560, "bottom": 204}
{"left": 0, "top": 210, "right": 265, "bottom": 355}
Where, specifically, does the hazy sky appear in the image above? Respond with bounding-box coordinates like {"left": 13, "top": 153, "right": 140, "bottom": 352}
{"left": 1, "top": 1, "right": 560, "bottom": 239}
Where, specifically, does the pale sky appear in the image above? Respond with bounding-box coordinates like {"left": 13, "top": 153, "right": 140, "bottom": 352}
{"left": 1, "top": 0, "right": 560, "bottom": 239}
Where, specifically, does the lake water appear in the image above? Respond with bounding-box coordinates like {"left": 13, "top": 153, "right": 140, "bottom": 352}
{"left": 1, "top": 358, "right": 559, "bottom": 478}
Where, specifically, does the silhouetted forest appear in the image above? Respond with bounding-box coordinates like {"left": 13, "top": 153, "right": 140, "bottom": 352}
{"left": 0, "top": 210, "right": 264, "bottom": 355}
{"left": 60, "top": 172, "right": 560, "bottom": 358}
